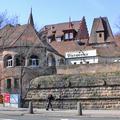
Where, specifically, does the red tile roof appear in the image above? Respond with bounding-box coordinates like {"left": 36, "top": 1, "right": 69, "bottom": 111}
{"left": 0, "top": 24, "right": 44, "bottom": 48}
{"left": 50, "top": 41, "right": 93, "bottom": 56}
{"left": 41, "top": 17, "right": 89, "bottom": 40}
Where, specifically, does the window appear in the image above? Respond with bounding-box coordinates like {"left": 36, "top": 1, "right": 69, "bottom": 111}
{"left": 16, "top": 57, "right": 20, "bottom": 66}
{"left": 48, "top": 38, "right": 51, "bottom": 43}
{"left": 47, "top": 54, "right": 56, "bottom": 66}
{"left": 65, "top": 33, "right": 69, "bottom": 39}
{"left": 15, "top": 55, "right": 25, "bottom": 66}
{"left": 7, "top": 59, "right": 12, "bottom": 67}
{"left": 31, "top": 59, "right": 38, "bottom": 66}
{"left": 6, "top": 79, "right": 11, "bottom": 89}
{"left": 6, "top": 56, "right": 13, "bottom": 67}
{"left": 74, "top": 62, "right": 76, "bottom": 64}
{"left": 65, "top": 32, "right": 73, "bottom": 40}
{"left": 56, "top": 37, "right": 61, "bottom": 42}
{"left": 59, "top": 58, "right": 65, "bottom": 65}
{"left": 99, "top": 33, "right": 102, "bottom": 38}
{"left": 29, "top": 55, "right": 39, "bottom": 67}
{"left": 70, "top": 33, "right": 73, "bottom": 39}
{"left": 14, "top": 78, "right": 19, "bottom": 88}
{"left": 86, "top": 61, "right": 89, "bottom": 64}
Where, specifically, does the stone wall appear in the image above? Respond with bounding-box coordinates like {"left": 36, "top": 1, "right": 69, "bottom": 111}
{"left": 25, "top": 73, "right": 120, "bottom": 109}
{"left": 57, "top": 63, "right": 120, "bottom": 74}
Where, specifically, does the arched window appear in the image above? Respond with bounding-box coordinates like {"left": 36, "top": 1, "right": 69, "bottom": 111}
{"left": 59, "top": 58, "right": 65, "bottom": 65}
{"left": 47, "top": 54, "right": 56, "bottom": 66}
{"left": 14, "top": 78, "right": 19, "bottom": 88}
{"left": 6, "top": 79, "right": 11, "bottom": 89}
{"left": 15, "top": 55, "right": 25, "bottom": 66}
{"left": 4, "top": 55, "right": 13, "bottom": 68}
{"left": 29, "top": 55, "right": 39, "bottom": 67}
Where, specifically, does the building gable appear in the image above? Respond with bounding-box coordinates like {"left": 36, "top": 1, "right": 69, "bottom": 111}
{"left": 89, "top": 17, "right": 114, "bottom": 45}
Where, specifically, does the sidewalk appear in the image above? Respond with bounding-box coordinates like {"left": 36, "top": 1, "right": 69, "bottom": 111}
{"left": 0, "top": 106, "right": 120, "bottom": 118}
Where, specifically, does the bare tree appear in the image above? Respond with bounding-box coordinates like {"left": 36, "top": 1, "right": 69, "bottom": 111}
{"left": 0, "top": 10, "right": 18, "bottom": 28}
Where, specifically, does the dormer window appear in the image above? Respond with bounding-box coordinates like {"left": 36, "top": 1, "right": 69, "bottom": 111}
{"left": 65, "top": 33, "right": 69, "bottom": 39}
{"left": 65, "top": 32, "right": 73, "bottom": 40}
{"left": 48, "top": 38, "right": 51, "bottom": 43}
{"left": 56, "top": 37, "right": 61, "bottom": 42}
{"left": 63, "top": 29, "right": 76, "bottom": 41}
{"left": 70, "top": 33, "right": 73, "bottom": 39}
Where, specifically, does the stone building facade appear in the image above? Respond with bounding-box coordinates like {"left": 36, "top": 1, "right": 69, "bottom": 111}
{"left": 0, "top": 10, "right": 64, "bottom": 98}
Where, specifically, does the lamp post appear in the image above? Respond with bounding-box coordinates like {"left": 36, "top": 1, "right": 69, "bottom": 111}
{"left": 19, "top": 65, "right": 23, "bottom": 107}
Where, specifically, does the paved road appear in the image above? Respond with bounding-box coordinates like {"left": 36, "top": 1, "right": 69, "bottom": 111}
{"left": 0, "top": 108, "right": 120, "bottom": 120}
{"left": 0, "top": 115, "right": 120, "bottom": 120}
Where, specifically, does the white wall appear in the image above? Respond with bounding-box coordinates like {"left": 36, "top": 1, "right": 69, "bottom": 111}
{"left": 65, "top": 49, "right": 98, "bottom": 64}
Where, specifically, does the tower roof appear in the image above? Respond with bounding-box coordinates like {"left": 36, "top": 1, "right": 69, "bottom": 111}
{"left": 96, "top": 17, "right": 104, "bottom": 32}
{"left": 89, "top": 17, "right": 114, "bottom": 44}
{"left": 77, "top": 16, "right": 89, "bottom": 40}
{"left": 28, "top": 8, "right": 34, "bottom": 27}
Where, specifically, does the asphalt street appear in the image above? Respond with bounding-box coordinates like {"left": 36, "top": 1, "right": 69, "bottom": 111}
{"left": 0, "top": 108, "right": 120, "bottom": 120}
{"left": 0, "top": 116, "right": 120, "bottom": 120}
{"left": 0, "top": 115, "right": 120, "bottom": 120}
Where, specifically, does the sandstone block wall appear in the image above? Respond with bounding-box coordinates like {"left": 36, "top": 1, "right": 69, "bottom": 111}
{"left": 57, "top": 63, "right": 120, "bottom": 74}
{"left": 25, "top": 73, "right": 120, "bottom": 109}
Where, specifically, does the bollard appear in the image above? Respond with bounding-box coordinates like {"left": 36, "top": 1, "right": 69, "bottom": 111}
{"left": 77, "top": 102, "right": 82, "bottom": 116}
{"left": 28, "top": 101, "right": 34, "bottom": 114}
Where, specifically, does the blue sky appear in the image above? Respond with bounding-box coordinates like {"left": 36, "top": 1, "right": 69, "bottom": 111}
{"left": 0, "top": 0, "right": 120, "bottom": 34}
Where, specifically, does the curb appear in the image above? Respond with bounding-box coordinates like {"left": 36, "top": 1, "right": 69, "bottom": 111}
{"left": 0, "top": 109, "right": 120, "bottom": 118}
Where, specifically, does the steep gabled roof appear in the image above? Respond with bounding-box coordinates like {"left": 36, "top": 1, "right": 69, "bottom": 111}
{"left": 77, "top": 16, "right": 89, "bottom": 40}
{"left": 0, "top": 24, "right": 45, "bottom": 48}
{"left": 0, "top": 24, "right": 63, "bottom": 58}
{"left": 40, "top": 21, "right": 81, "bottom": 38}
{"left": 9, "top": 24, "right": 45, "bottom": 47}
{"left": 96, "top": 17, "right": 104, "bottom": 32}
{"left": 89, "top": 17, "right": 114, "bottom": 44}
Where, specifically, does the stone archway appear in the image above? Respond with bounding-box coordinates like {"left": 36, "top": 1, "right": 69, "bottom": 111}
{"left": 47, "top": 54, "right": 56, "bottom": 67}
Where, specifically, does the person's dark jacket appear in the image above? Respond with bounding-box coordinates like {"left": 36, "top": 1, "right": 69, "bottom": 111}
{"left": 47, "top": 94, "right": 55, "bottom": 102}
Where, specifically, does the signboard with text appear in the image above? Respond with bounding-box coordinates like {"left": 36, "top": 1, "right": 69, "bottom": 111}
{"left": 65, "top": 49, "right": 97, "bottom": 58}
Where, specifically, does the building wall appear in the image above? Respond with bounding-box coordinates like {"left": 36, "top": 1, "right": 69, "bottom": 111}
{"left": 65, "top": 49, "right": 98, "bottom": 65}
{"left": 96, "top": 32, "right": 105, "bottom": 43}
{"left": 0, "top": 46, "right": 58, "bottom": 97}
{"left": 66, "top": 57, "right": 98, "bottom": 65}
{"left": 56, "top": 63, "right": 120, "bottom": 74}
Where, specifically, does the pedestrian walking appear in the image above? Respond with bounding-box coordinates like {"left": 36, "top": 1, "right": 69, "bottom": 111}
{"left": 46, "top": 92, "right": 55, "bottom": 111}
